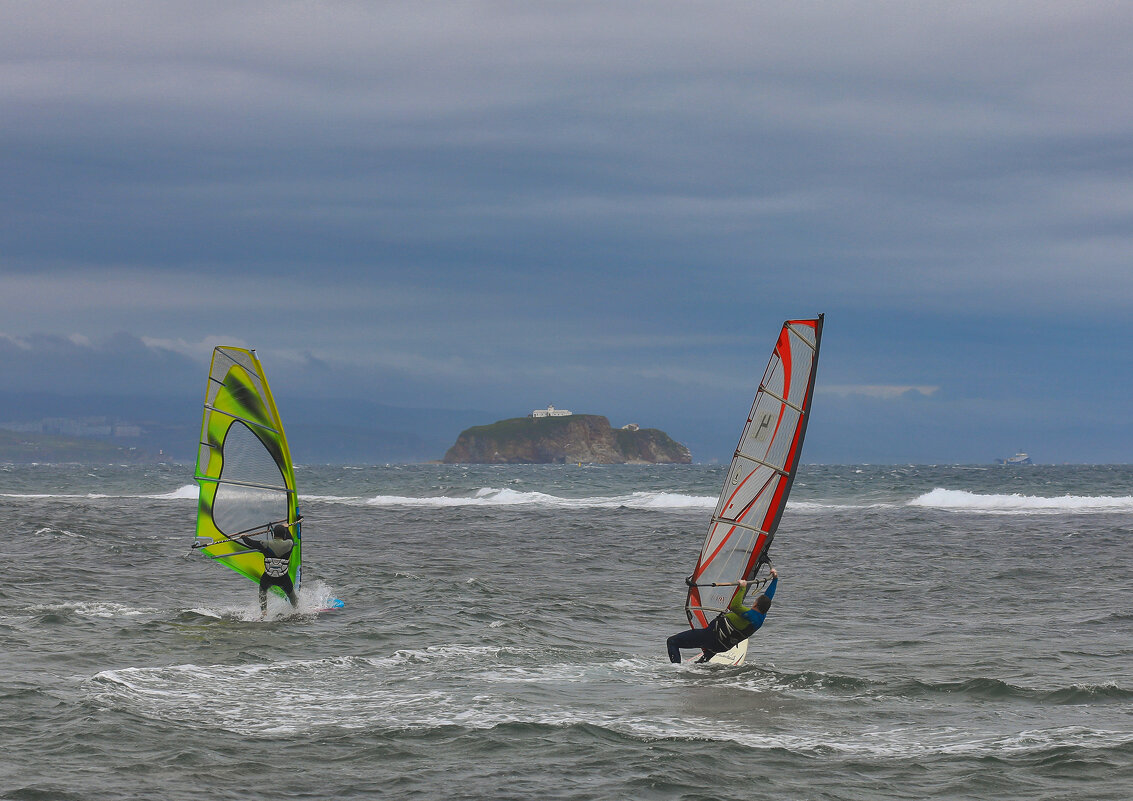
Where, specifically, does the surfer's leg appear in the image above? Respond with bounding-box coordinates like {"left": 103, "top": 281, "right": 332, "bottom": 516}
{"left": 258, "top": 575, "right": 271, "bottom": 615}
{"left": 279, "top": 575, "right": 298, "bottom": 607}
{"left": 667, "top": 627, "right": 715, "bottom": 663}
{"left": 666, "top": 635, "right": 682, "bottom": 663}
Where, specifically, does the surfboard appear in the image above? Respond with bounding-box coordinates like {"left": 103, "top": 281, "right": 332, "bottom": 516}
{"left": 707, "top": 639, "right": 749, "bottom": 666}
{"left": 191, "top": 346, "right": 344, "bottom": 611}
{"left": 682, "top": 315, "right": 823, "bottom": 666}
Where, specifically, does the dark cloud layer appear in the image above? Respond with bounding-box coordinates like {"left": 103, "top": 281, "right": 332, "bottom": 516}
{"left": 2, "top": 2, "right": 1131, "bottom": 461}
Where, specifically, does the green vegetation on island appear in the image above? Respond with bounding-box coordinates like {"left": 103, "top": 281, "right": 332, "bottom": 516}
{"left": 443, "top": 414, "right": 691, "bottom": 464}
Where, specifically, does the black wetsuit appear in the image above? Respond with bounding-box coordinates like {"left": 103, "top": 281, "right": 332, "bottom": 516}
{"left": 239, "top": 535, "right": 298, "bottom": 612}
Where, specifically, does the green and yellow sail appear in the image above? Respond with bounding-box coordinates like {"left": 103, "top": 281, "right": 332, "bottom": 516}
{"left": 193, "top": 347, "right": 301, "bottom": 593}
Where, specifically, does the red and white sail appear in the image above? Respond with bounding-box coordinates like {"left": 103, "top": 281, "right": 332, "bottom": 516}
{"left": 685, "top": 315, "right": 823, "bottom": 628}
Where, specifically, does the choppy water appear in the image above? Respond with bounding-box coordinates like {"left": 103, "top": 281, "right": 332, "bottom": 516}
{"left": 1, "top": 463, "right": 1130, "bottom": 800}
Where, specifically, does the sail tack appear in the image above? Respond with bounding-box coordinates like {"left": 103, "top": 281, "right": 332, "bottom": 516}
{"left": 686, "top": 315, "right": 823, "bottom": 629}
{"left": 194, "top": 347, "right": 301, "bottom": 589}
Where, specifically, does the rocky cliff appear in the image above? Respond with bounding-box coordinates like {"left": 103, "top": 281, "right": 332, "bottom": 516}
{"left": 442, "top": 414, "right": 691, "bottom": 464}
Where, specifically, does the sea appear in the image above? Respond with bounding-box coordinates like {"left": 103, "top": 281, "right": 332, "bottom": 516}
{"left": 1, "top": 462, "right": 1130, "bottom": 801}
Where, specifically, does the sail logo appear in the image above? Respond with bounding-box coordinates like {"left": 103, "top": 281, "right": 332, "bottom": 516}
{"left": 752, "top": 411, "right": 774, "bottom": 441}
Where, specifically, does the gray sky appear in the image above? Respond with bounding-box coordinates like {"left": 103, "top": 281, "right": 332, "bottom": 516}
{"left": 2, "top": 1, "right": 1131, "bottom": 462}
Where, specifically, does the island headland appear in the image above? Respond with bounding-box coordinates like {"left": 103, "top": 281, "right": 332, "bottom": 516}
{"left": 442, "top": 406, "right": 691, "bottom": 464}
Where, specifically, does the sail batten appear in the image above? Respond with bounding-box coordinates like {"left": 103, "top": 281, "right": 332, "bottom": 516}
{"left": 193, "top": 346, "right": 301, "bottom": 593}
{"left": 202, "top": 404, "right": 283, "bottom": 435}
{"left": 710, "top": 516, "right": 772, "bottom": 536}
{"left": 755, "top": 385, "right": 805, "bottom": 414}
{"left": 684, "top": 315, "right": 823, "bottom": 635}
{"left": 786, "top": 322, "right": 818, "bottom": 350}
{"left": 195, "top": 475, "right": 298, "bottom": 494}
{"left": 732, "top": 450, "right": 790, "bottom": 476}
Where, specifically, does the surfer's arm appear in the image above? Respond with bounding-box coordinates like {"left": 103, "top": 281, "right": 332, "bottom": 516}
{"left": 727, "top": 581, "right": 753, "bottom": 616}
{"left": 729, "top": 575, "right": 777, "bottom": 628}
{"left": 237, "top": 536, "right": 265, "bottom": 552}
{"left": 763, "top": 575, "right": 778, "bottom": 601}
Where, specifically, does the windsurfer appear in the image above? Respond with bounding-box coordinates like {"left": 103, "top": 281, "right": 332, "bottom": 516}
{"left": 239, "top": 523, "right": 299, "bottom": 614}
{"left": 667, "top": 567, "right": 778, "bottom": 663}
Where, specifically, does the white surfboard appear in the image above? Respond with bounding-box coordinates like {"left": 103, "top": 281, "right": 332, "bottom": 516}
{"left": 707, "top": 639, "right": 748, "bottom": 666}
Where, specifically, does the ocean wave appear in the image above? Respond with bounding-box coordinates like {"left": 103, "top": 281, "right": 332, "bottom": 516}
{"left": 28, "top": 600, "right": 157, "bottom": 619}
{"left": 356, "top": 488, "right": 717, "bottom": 509}
{"left": 85, "top": 653, "right": 1133, "bottom": 759}
{"left": 0, "top": 484, "right": 198, "bottom": 500}
{"left": 180, "top": 581, "right": 343, "bottom": 621}
{"left": 789, "top": 500, "right": 898, "bottom": 512}
{"left": 894, "top": 676, "right": 1133, "bottom": 705}
{"left": 909, "top": 488, "right": 1133, "bottom": 514}
{"left": 1, "top": 492, "right": 110, "bottom": 499}
{"left": 146, "top": 484, "right": 199, "bottom": 500}
{"left": 722, "top": 668, "right": 1133, "bottom": 707}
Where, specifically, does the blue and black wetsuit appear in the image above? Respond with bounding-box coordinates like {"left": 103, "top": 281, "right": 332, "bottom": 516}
{"left": 667, "top": 576, "right": 777, "bottom": 663}
{"left": 239, "top": 534, "right": 298, "bottom": 612}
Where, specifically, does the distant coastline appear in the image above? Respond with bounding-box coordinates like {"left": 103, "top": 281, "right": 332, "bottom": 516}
{"left": 0, "top": 428, "right": 166, "bottom": 463}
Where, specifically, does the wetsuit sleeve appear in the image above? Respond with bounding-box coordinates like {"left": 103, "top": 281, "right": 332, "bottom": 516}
{"left": 720, "top": 585, "right": 754, "bottom": 631}
{"left": 732, "top": 576, "right": 778, "bottom": 630}
{"left": 238, "top": 536, "right": 266, "bottom": 554}
{"left": 727, "top": 587, "right": 752, "bottom": 615}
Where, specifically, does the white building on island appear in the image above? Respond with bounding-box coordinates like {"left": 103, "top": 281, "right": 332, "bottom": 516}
{"left": 531, "top": 404, "right": 572, "bottom": 418}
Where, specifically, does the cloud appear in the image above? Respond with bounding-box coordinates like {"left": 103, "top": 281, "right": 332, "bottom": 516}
{"left": 140, "top": 335, "right": 249, "bottom": 362}
{"left": 1, "top": 2, "right": 1131, "bottom": 461}
{"left": 0, "top": 331, "right": 200, "bottom": 395}
{"left": 0, "top": 333, "right": 32, "bottom": 351}
{"left": 819, "top": 385, "right": 940, "bottom": 400}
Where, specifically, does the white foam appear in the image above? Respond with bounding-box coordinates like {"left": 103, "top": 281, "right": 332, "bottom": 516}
{"left": 184, "top": 579, "right": 343, "bottom": 621}
{"left": 360, "top": 487, "right": 716, "bottom": 510}
{"left": 1, "top": 485, "right": 197, "bottom": 500}
{"left": 1, "top": 492, "right": 107, "bottom": 499}
{"left": 31, "top": 600, "right": 156, "bottom": 618}
{"left": 909, "top": 488, "right": 1133, "bottom": 514}
{"left": 617, "top": 492, "right": 714, "bottom": 509}
{"left": 790, "top": 500, "right": 899, "bottom": 512}
{"left": 85, "top": 653, "right": 1133, "bottom": 757}
{"left": 146, "top": 484, "right": 199, "bottom": 500}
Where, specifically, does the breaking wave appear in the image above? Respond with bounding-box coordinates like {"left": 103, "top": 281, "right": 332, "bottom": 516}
{"left": 909, "top": 488, "right": 1133, "bottom": 514}
{"left": 359, "top": 488, "right": 716, "bottom": 509}
{"left": 0, "top": 484, "right": 198, "bottom": 500}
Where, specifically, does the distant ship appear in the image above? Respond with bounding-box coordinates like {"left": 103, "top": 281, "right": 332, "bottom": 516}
{"left": 996, "top": 451, "right": 1033, "bottom": 465}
